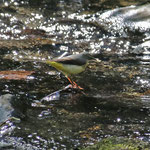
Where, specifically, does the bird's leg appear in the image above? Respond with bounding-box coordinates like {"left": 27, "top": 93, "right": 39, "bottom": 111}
{"left": 66, "top": 76, "right": 74, "bottom": 85}
{"left": 66, "top": 76, "right": 83, "bottom": 90}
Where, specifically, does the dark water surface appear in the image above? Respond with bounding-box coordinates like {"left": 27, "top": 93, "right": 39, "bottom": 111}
{"left": 0, "top": 0, "right": 150, "bottom": 149}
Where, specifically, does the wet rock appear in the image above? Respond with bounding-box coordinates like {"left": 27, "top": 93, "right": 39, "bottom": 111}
{"left": 132, "top": 40, "right": 150, "bottom": 54}
{"left": 98, "top": 4, "right": 150, "bottom": 36}
{"left": 81, "top": 137, "right": 150, "bottom": 150}
{"left": 0, "top": 136, "right": 39, "bottom": 150}
{"left": 0, "top": 94, "right": 14, "bottom": 123}
{"left": 0, "top": 94, "right": 17, "bottom": 147}
{"left": 0, "top": 94, "right": 27, "bottom": 148}
{"left": 41, "top": 85, "right": 84, "bottom": 104}
{"left": 0, "top": 94, "right": 26, "bottom": 123}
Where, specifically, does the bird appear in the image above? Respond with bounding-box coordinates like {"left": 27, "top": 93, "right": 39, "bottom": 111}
{"left": 46, "top": 51, "right": 94, "bottom": 89}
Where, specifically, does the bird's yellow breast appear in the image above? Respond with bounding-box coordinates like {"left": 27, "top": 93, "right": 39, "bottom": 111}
{"left": 46, "top": 61, "right": 86, "bottom": 76}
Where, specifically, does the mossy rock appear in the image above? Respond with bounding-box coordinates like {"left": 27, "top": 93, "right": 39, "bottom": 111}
{"left": 81, "top": 137, "right": 149, "bottom": 150}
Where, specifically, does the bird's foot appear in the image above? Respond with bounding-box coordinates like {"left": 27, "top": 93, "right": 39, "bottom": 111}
{"left": 66, "top": 76, "right": 84, "bottom": 90}
{"left": 74, "top": 85, "right": 83, "bottom": 90}
{"left": 67, "top": 84, "right": 83, "bottom": 90}
{"left": 72, "top": 81, "right": 83, "bottom": 90}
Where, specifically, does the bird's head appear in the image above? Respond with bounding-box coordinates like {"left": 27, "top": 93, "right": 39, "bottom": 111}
{"left": 82, "top": 52, "right": 95, "bottom": 61}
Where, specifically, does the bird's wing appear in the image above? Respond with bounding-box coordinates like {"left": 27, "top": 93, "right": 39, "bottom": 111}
{"left": 52, "top": 56, "right": 86, "bottom": 66}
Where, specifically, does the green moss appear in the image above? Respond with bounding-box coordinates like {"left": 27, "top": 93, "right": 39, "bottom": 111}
{"left": 81, "top": 137, "right": 150, "bottom": 150}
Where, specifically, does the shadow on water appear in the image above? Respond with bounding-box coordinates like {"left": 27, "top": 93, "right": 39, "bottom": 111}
{"left": 9, "top": 87, "right": 149, "bottom": 149}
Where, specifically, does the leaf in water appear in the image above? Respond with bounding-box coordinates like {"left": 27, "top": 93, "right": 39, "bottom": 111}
{"left": 142, "top": 89, "right": 150, "bottom": 95}
{"left": 21, "top": 28, "right": 46, "bottom": 36}
{"left": 87, "top": 125, "right": 101, "bottom": 131}
{"left": 0, "top": 71, "right": 34, "bottom": 80}
{"left": 36, "top": 38, "right": 58, "bottom": 45}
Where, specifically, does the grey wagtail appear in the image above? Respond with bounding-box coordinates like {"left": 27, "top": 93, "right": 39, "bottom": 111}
{"left": 46, "top": 52, "right": 94, "bottom": 89}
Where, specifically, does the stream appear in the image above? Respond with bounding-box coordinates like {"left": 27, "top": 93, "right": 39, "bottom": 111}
{"left": 0, "top": 0, "right": 150, "bottom": 149}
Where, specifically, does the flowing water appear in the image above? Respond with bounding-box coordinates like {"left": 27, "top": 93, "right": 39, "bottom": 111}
{"left": 0, "top": 0, "right": 150, "bottom": 149}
